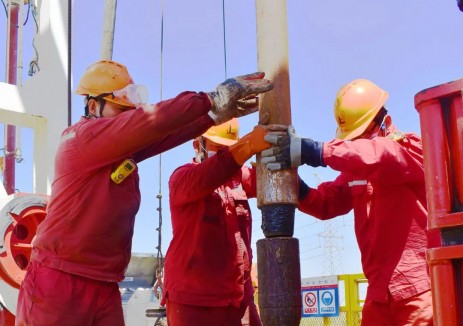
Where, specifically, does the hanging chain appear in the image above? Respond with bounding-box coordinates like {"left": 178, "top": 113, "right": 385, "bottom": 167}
{"left": 153, "top": 178, "right": 164, "bottom": 300}
{"left": 153, "top": 0, "right": 165, "bottom": 302}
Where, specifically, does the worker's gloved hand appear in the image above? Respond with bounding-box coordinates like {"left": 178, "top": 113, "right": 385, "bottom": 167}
{"left": 229, "top": 124, "right": 287, "bottom": 165}
{"left": 261, "top": 125, "right": 324, "bottom": 170}
{"left": 207, "top": 72, "right": 274, "bottom": 125}
{"left": 229, "top": 125, "right": 269, "bottom": 166}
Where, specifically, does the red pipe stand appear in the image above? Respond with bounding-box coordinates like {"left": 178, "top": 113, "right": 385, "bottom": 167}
{"left": 415, "top": 79, "right": 463, "bottom": 325}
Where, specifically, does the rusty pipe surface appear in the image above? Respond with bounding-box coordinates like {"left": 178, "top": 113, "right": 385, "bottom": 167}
{"left": 257, "top": 237, "right": 301, "bottom": 325}
{"left": 255, "top": 1, "right": 302, "bottom": 325}
{"left": 256, "top": 0, "right": 298, "bottom": 237}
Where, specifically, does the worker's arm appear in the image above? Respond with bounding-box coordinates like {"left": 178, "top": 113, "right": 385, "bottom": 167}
{"left": 78, "top": 91, "right": 212, "bottom": 167}
{"left": 240, "top": 165, "right": 257, "bottom": 198}
{"left": 169, "top": 149, "right": 243, "bottom": 205}
{"left": 133, "top": 114, "right": 214, "bottom": 163}
{"left": 297, "top": 173, "right": 354, "bottom": 220}
{"left": 322, "top": 135, "right": 424, "bottom": 185}
{"left": 262, "top": 125, "right": 424, "bottom": 185}
{"left": 77, "top": 72, "right": 274, "bottom": 168}
{"left": 170, "top": 125, "right": 275, "bottom": 205}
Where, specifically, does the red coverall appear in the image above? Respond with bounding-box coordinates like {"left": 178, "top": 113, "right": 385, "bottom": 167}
{"left": 163, "top": 148, "right": 261, "bottom": 326}
{"left": 298, "top": 124, "right": 439, "bottom": 325}
{"left": 16, "top": 92, "right": 214, "bottom": 326}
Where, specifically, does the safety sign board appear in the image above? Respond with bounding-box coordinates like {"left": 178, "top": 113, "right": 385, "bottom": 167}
{"left": 301, "top": 275, "right": 339, "bottom": 317}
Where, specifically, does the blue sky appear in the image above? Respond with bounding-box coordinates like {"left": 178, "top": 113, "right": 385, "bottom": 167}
{"left": 1, "top": 1, "right": 463, "bottom": 278}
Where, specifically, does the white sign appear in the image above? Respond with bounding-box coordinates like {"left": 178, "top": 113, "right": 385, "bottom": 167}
{"left": 301, "top": 276, "right": 339, "bottom": 317}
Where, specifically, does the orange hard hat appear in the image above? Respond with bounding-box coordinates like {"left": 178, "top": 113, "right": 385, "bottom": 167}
{"left": 75, "top": 60, "right": 137, "bottom": 107}
{"left": 202, "top": 118, "right": 239, "bottom": 146}
{"left": 334, "top": 79, "right": 388, "bottom": 140}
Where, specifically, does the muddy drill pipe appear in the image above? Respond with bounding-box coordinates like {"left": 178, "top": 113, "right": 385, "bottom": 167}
{"left": 255, "top": 0, "right": 301, "bottom": 325}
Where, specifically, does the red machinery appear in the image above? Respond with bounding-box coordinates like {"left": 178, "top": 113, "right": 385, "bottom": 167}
{"left": 415, "top": 79, "right": 463, "bottom": 325}
{"left": 0, "top": 193, "right": 48, "bottom": 325}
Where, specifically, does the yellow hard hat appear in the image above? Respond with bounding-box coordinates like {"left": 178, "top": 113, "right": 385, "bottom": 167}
{"left": 202, "top": 118, "right": 239, "bottom": 146}
{"left": 75, "top": 60, "right": 136, "bottom": 107}
{"left": 334, "top": 79, "right": 389, "bottom": 140}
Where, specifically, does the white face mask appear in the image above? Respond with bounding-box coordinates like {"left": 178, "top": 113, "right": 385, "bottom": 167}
{"left": 207, "top": 151, "right": 217, "bottom": 158}
{"left": 112, "top": 84, "right": 149, "bottom": 106}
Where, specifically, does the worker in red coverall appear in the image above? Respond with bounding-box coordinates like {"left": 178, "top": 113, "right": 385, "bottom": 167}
{"left": 162, "top": 118, "right": 283, "bottom": 326}
{"left": 15, "top": 60, "right": 274, "bottom": 326}
{"left": 261, "top": 79, "right": 440, "bottom": 326}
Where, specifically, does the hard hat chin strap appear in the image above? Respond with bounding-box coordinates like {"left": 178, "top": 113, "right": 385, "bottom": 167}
{"left": 368, "top": 108, "right": 389, "bottom": 139}
{"left": 83, "top": 97, "right": 90, "bottom": 118}
{"left": 97, "top": 98, "right": 106, "bottom": 117}
{"left": 84, "top": 93, "right": 114, "bottom": 118}
{"left": 373, "top": 107, "right": 388, "bottom": 126}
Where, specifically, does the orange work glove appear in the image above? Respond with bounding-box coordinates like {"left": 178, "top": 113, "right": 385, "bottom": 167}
{"left": 229, "top": 125, "right": 270, "bottom": 165}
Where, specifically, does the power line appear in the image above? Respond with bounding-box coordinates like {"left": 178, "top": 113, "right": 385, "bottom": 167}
{"left": 312, "top": 173, "right": 344, "bottom": 276}
{"left": 300, "top": 253, "right": 325, "bottom": 262}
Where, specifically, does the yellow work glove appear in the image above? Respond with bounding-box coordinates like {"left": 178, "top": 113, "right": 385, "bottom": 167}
{"left": 229, "top": 125, "right": 271, "bottom": 165}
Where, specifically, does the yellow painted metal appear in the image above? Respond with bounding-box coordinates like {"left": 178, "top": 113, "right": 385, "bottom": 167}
{"left": 343, "top": 273, "right": 366, "bottom": 325}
